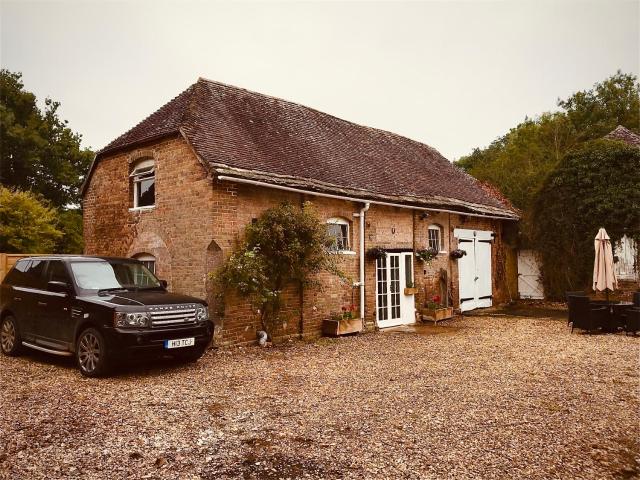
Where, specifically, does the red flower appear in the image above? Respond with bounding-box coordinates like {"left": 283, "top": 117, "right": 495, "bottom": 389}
{"left": 432, "top": 295, "right": 441, "bottom": 303}
{"left": 341, "top": 306, "right": 347, "bottom": 311}
{"left": 350, "top": 304, "right": 356, "bottom": 311}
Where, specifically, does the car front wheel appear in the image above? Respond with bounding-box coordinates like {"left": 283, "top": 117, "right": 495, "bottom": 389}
{"left": 1, "top": 315, "right": 22, "bottom": 356}
{"left": 76, "top": 328, "right": 109, "bottom": 377}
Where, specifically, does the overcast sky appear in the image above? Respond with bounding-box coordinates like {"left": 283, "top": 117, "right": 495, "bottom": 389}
{"left": 2, "top": 0, "right": 638, "bottom": 160}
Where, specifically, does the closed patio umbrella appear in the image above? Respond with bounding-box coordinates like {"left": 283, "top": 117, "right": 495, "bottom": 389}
{"left": 593, "top": 227, "right": 617, "bottom": 299}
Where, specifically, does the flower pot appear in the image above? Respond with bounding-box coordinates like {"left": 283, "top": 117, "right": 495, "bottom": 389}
{"left": 322, "top": 318, "right": 363, "bottom": 337}
{"left": 404, "top": 287, "right": 418, "bottom": 295}
{"left": 420, "top": 307, "right": 454, "bottom": 324}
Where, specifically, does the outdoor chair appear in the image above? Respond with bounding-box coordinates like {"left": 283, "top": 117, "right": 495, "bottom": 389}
{"left": 625, "top": 308, "right": 640, "bottom": 336}
{"left": 570, "top": 296, "right": 608, "bottom": 333}
{"left": 566, "top": 291, "right": 588, "bottom": 326}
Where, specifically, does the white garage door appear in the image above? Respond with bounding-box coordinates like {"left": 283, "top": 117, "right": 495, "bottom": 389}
{"left": 454, "top": 229, "right": 493, "bottom": 312}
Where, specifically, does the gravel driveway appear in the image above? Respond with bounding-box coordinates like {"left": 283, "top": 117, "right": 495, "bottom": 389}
{"left": 1, "top": 315, "right": 638, "bottom": 479}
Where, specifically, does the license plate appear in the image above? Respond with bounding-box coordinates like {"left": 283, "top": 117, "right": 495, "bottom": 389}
{"left": 164, "top": 337, "right": 195, "bottom": 349}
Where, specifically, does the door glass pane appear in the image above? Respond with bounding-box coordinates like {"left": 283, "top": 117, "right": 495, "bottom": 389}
{"left": 390, "top": 255, "right": 400, "bottom": 319}
{"left": 405, "top": 254, "right": 412, "bottom": 286}
{"left": 376, "top": 257, "right": 388, "bottom": 321}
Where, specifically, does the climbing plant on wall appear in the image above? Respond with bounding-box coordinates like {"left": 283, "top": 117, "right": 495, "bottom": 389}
{"left": 216, "top": 202, "right": 345, "bottom": 338}
{"left": 531, "top": 139, "right": 640, "bottom": 298}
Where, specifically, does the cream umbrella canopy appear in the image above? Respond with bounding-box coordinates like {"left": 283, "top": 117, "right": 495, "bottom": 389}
{"left": 593, "top": 228, "right": 617, "bottom": 297}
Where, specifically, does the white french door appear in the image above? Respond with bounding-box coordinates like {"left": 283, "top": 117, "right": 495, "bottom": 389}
{"left": 376, "top": 252, "right": 416, "bottom": 328}
{"left": 454, "top": 229, "right": 493, "bottom": 312}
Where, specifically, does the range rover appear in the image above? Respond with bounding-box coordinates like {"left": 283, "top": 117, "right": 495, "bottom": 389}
{"left": 0, "top": 256, "right": 213, "bottom": 376}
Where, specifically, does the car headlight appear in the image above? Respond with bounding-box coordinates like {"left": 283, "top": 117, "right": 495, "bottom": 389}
{"left": 196, "top": 305, "right": 209, "bottom": 322}
{"left": 114, "top": 311, "right": 150, "bottom": 328}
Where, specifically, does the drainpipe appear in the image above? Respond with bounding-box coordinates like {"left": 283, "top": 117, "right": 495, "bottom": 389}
{"left": 355, "top": 202, "right": 370, "bottom": 324}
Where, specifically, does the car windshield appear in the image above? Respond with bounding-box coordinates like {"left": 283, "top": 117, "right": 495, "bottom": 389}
{"left": 70, "top": 260, "right": 161, "bottom": 291}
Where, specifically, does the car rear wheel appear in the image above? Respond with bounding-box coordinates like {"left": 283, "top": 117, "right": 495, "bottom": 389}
{"left": 1, "top": 315, "right": 22, "bottom": 356}
{"left": 76, "top": 328, "right": 109, "bottom": 377}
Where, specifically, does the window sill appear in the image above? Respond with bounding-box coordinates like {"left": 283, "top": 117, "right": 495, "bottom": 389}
{"left": 129, "top": 206, "right": 155, "bottom": 212}
{"left": 331, "top": 250, "right": 357, "bottom": 256}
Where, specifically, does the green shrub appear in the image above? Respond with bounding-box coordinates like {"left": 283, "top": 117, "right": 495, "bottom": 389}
{"left": 216, "top": 202, "right": 345, "bottom": 337}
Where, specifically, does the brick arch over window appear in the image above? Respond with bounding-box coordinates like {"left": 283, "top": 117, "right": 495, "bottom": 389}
{"left": 127, "top": 149, "right": 157, "bottom": 165}
{"left": 127, "top": 231, "right": 172, "bottom": 287}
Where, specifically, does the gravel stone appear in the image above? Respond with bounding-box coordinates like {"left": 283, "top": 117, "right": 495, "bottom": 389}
{"left": 0, "top": 314, "right": 638, "bottom": 479}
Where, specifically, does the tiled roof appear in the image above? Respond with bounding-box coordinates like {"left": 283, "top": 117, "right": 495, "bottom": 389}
{"left": 91, "top": 78, "right": 517, "bottom": 218}
{"left": 604, "top": 125, "right": 640, "bottom": 147}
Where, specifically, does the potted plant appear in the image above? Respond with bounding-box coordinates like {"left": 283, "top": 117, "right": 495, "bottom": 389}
{"left": 404, "top": 279, "right": 418, "bottom": 295}
{"left": 322, "top": 304, "right": 363, "bottom": 336}
{"left": 416, "top": 247, "right": 438, "bottom": 264}
{"left": 366, "top": 246, "right": 387, "bottom": 260}
{"left": 420, "top": 295, "right": 454, "bottom": 324}
{"left": 450, "top": 248, "right": 467, "bottom": 259}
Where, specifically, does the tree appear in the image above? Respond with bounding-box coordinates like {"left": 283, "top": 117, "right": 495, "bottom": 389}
{"left": 456, "top": 113, "right": 577, "bottom": 211}
{"left": 0, "top": 69, "right": 93, "bottom": 207}
{"left": 559, "top": 70, "right": 640, "bottom": 142}
{"left": 531, "top": 139, "right": 640, "bottom": 298}
{"left": 55, "top": 209, "right": 84, "bottom": 254}
{"left": 217, "top": 202, "right": 344, "bottom": 338}
{"left": 456, "top": 72, "right": 639, "bottom": 211}
{"left": 0, "top": 187, "right": 63, "bottom": 253}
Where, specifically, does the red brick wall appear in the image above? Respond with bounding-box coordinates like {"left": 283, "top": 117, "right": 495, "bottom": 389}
{"left": 84, "top": 136, "right": 516, "bottom": 345}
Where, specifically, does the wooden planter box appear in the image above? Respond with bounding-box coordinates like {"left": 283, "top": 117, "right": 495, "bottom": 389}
{"left": 404, "top": 287, "right": 418, "bottom": 295}
{"left": 322, "top": 318, "right": 363, "bottom": 337}
{"left": 421, "top": 307, "right": 454, "bottom": 324}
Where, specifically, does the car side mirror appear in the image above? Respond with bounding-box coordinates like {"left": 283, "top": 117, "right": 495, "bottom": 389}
{"left": 48, "top": 280, "right": 71, "bottom": 295}
{"left": 159, "top": 279, "right": 168, "bottom": 289}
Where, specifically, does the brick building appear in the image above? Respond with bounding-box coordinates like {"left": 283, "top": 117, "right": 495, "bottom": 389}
{"left": 82, "top": 78, "right": 519, "bottom": 345}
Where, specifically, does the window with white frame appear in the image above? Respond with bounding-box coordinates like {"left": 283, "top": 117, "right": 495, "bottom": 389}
{"left": 428, "top": 225, "right": 443, "bottom": 251}
{"left": 326, "top": 217, "right": 351, "bottom": 252}
{"left": 130, "top": 158, "right": 155, "bottom": 208}
{"left": 133, "top": 253, "right": 156, "bottom": 285}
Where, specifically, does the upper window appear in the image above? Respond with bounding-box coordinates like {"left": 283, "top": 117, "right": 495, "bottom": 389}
{"left": 327, "top": 217, "right": 351, "bottom": 252}
{"left": 130, "top": 158, "right": 155, "bottom": 208}
{"left": 428, "top": 225, "right": 443, "bottom": 252}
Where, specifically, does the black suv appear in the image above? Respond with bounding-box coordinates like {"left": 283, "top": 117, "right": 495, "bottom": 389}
{"left": 0, "top": 256, "right": 213, "bottom": 376}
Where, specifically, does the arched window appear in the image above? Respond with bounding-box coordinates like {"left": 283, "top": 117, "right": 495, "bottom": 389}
{"left": 428, "top": 225, "right": 443, "bottom": 252}
{"left": 130, "top": 158, "right": 155, "bottom": 208}
{"left": 133, "top": 253, "right": 156, "bottom": 277}
{"left": 327, "top": 217, "right": 351, "bottom": 252}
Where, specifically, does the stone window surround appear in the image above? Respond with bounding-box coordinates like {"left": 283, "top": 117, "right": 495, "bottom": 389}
{"left": 128, "top": 150, "right": 157, "bottom": 212}
{"left": 427, "top": 224, "right": 447, "bottom": 253}
{"left": 326, "top": 216, "right": 356, "bottom": 255}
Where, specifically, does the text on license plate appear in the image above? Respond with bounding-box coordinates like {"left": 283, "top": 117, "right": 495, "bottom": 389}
{"left": 164, "top": 337, "right": 195, "bottom": 349}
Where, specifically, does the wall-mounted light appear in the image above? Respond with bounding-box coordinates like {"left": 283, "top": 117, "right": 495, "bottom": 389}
{"left": 419, "top": 212, "right": 429, "bottom": 221}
